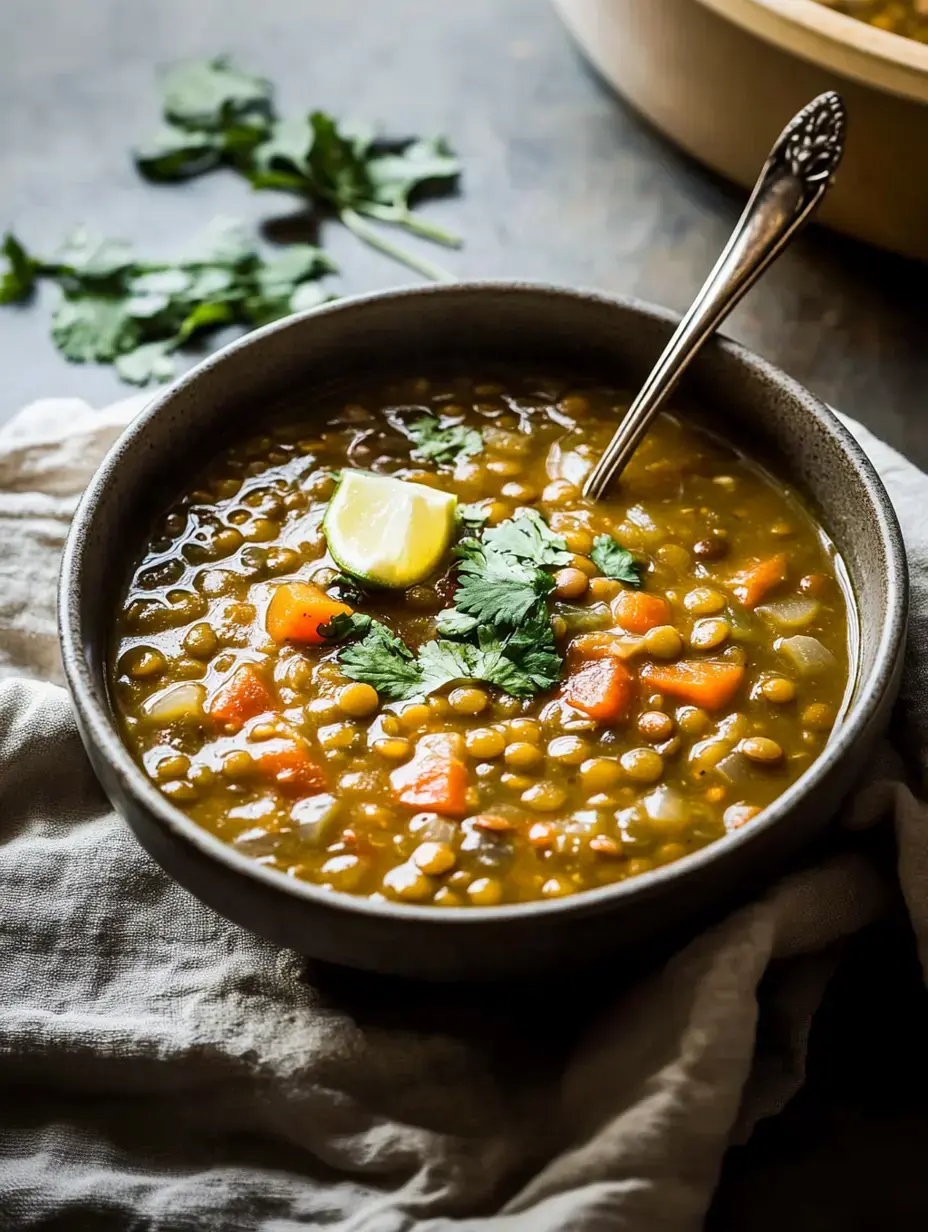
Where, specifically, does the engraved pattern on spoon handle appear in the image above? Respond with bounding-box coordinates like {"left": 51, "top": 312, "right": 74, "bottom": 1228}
{"left": 583, "top": 92, "right": 846, "bottom": 502}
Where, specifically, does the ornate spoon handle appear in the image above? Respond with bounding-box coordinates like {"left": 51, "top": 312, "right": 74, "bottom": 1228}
{"left": 583, "top": 92, "right": 847, "bottom": 502}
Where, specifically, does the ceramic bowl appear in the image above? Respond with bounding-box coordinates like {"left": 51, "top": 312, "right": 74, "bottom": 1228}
{"left": 552, "top": 0, "right": 928, "bottom": 261}
{"left": 58, "top": 284, "right": 907, "bottom": 980}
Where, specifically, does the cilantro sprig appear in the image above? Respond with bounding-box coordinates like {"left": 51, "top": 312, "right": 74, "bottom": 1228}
{"left": 330, "top": 614, "right": 560, "bottom": 703}
{"left": 0, "top": 218, "right": 335, "bottom": 385}
{"left": 135, "top": 58, "right": 461, "bottom": 282}
{"left": 405, "top": 414, "right": 483, "bottom": 466}
{"left": 590, "top": 534, "right": 643, "bottom": 588}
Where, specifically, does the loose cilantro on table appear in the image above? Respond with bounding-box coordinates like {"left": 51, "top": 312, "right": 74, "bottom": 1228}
{"left": 0, "top": 218, "right": 335, "bottom": 384}
{"left": 590, "top": 534, "right": 643, "bottom": 588}
{"left": 136, "top": 59, "right": 462, "bottom": 282}
{"left": 405, "top": 414, "right": 483, "bottom": 466}
{"left": 3, "top": 57, "right": 465, "bottom": 381}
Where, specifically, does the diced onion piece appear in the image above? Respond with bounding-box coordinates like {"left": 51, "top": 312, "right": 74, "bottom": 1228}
{"left": 141, "top": 681, "right": 205, "bottom": 724}
{"left": 233, "top": 824, "right": 279, "bottom": 856}
{"left": 777, "top": 635, "right": 837, "bottom": 677}
{"left": 642, "top": 785, "right": 688, "bottom": 824}
{"left": 291, "top": 793, "right": 341, "bottom": 845}
{"left": 715, "top": 751, "right": 753, "bottom": 784}
{"left": 408, "top": 812, "right": 458, "bottom": 845}
{"left": 757, "top": 597, "right": 821, "bottom": 632}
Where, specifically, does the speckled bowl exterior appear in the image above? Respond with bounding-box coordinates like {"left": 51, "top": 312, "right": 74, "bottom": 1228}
{"left": 58, "top": 284, "right": 908, "bottom": 981}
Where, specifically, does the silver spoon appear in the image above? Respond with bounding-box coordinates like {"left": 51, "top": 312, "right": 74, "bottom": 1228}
{"left": 583, "top": 91, "right": 847, "bottom": 502}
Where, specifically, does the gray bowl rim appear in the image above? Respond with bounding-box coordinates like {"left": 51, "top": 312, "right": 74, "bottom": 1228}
{"left": 58, "top": 280, "right": 909, "bottom": 928}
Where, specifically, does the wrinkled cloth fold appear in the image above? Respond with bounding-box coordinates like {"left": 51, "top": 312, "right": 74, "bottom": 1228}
{"left": 0, "top": 396, "right": 926, "bottom": 1232}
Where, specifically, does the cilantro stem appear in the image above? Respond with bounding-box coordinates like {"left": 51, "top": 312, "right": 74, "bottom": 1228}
{"left": 356, "top": 203, "right": 463, "bottom": 249}
{"left": 339, "top": 207, "right": 455, "bottom": 283}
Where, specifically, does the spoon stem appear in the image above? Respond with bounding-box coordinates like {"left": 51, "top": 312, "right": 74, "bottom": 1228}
{"left": 583, "top": 91, "right": 847, "bottom": 501}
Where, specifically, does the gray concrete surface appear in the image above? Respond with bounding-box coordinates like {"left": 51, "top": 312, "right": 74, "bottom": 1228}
{"left": 2, "top": 0, "right": 927, "bottom": 467}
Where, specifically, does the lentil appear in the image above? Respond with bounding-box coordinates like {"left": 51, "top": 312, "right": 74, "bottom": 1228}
{"left": 449, "top": 686, "right": 489, "bottom": 716}
{"left": 740, "top": 736, "right": 784, "bottom": 763}
{"left": 620, "top": 748, "right": 664, "bottom": 783}
{"left": 761, "top": 677, "right": 797, "bottom": 704}
{"left": 637, "top": 711, "right": 674, "bottom": 742}
{"left": 337, "top": 682, "right": 380, "bottom": 718}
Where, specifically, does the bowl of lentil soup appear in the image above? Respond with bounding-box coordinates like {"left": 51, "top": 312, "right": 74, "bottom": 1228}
{"left": 59, "top": 284, "right": 906, "bottom": 979}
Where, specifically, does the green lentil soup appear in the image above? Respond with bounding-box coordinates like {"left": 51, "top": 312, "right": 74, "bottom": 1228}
{"left": 111, "top": 372, "right": 851, "bottom": 907}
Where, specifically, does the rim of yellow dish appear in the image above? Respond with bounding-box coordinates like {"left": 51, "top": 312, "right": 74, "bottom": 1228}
{"left": 697, "top": 0, "right": 928, "bottom": 103}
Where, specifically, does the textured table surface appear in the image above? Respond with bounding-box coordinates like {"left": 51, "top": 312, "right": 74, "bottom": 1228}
{"left": 2, "top": 1, "right": 928, "bottom": 1226}
{"left": 2, "top": 0, "right": 928, "bottom": 468}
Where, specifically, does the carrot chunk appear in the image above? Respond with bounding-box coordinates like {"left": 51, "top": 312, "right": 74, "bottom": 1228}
{"left": 611, "top": 590, "right": 671, "bottom": 634}
{"left": 254, "top": 736, "right": 327, "bottom": 796}
{"left": 207, "top": 663, "right": 275, "bottom": 726}
{"left": 640, "top": 660, "right": 745, "bottom": 710}
{"left": 390, "top": 733, "right": 469, "bottom": 817}
{"left": 564, "top": 657, "right": 634, "bottom": 722}
{"left": 568, "top": 631, "right": 637, "bottom": 664}
{"left": 728, "top": 553, "right": 788, "bottom": 608}
{"left": 266, "top": 582, "right": 353, "bottom": 645}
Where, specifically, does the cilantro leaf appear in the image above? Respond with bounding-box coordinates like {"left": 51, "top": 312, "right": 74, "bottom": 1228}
{"left": 54, "top": 228, "right": 134, "bottom": 283}
{"left": 457, "top": 502, "right": 489, "bottom": 533}
{"left": 500, "top": 615, "right": 562, "bottom": 693}
{"left": 0, "top": 233, "right": 39, "bottom": 303}
{"left": 338, "top": 620, "right": 423, "bottom": 701}
{"left": 248, "top": 115, "right": 315, "bottom": 190}
{"left": 590, "top": 534, "right": 642, "bottom": 588}
{"left": 405, "top": 414, "right": 482, "bottom": 466}
{"left": 51, "top": 297, "right": 139, "bottom": 363}
{"left": 136, "top": 58, "right": 270, "bottom": 181}
{"left": 434, "top": 608, "right": 479, "bottom": 638}
{"left": 160, "top": 58, "right": 273, "bottom": 133}
{"left": 134, "top": 124, "right": 225, "bottom": 181}
{"left": 454, "top": 539, "right": 554, "bottom": 628}
{"left": 483, "top": 508, "right": 572, "bottom": 568}
{"left": 417, "top": 639, "right": 479, "bottom": 696}
{"left": 115, "top": 341, "right": 176, "bottom": 385}
{"left": 318, "top": 611, "right": 372, "bottom": 642}
{"left": 365, "top": 138, "right": 460, "bottom": 211}
{"left": 245, "top": 244, "right": 337, "bottom": 324}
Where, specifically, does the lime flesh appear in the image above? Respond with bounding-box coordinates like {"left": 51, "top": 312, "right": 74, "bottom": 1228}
{"left": 323, "top": 470, "right": 458, "bottom": 588}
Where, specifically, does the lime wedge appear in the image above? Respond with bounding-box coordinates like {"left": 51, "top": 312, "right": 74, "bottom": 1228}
{"left": 323, "top": 470, "right": 457, "bottom": 588}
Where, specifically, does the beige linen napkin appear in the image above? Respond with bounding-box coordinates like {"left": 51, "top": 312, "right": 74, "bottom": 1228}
{"left": 0, "top": 396, "right": 925, "bottom": 1231}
